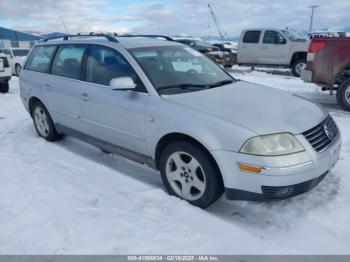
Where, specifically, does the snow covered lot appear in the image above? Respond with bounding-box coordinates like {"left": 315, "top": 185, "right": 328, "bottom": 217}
{"left": 0, "top": 71, "right": 350, "bottom": 254}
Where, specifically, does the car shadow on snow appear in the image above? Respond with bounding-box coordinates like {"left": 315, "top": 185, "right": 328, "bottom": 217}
{"left": 207, "top": 172, "right": 341, "bottom": 230}
{"left": 54, "top": 136, "right": 163, "bottom": 189}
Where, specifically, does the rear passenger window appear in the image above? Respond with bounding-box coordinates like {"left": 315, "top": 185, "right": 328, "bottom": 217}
{"left": 85, "top": 45, "right": 137, "bottom": 86}
{"left": 25, "top": 45, "right": 56, "bottom": 73}
{"left": 51, "top": 45, "right": 86, "bottom": 80}
{"left": 243, "top": 31, "right": 261, "bottom": 43}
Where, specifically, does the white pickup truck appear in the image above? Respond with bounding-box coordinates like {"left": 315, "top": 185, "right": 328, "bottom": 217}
{"left": 237, "top": 28, "right": 309, "bottom": 77}
{"left": 0, "top": 53, "right": 11, "bottom": 93}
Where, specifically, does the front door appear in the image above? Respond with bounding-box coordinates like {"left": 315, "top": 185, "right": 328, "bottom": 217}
{"left": 259, "top": 30, "right": 290, "bottom": 65}
{"left": 79, "top": 45, "right": 149, "bottom": 155}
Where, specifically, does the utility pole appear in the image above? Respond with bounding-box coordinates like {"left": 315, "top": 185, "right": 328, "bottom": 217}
{"left": 309, "top": 5, "right": 319, "bottom": 33}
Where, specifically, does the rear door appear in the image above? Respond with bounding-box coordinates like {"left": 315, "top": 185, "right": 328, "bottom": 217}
{"left": 238, "top": 30, "right": 261, "bottom": 64}
{"left": 259, "top": 30, "right": 290, "bottom": 65}
{"left": 45, "top": 44, "right": 87, "bottom": 130}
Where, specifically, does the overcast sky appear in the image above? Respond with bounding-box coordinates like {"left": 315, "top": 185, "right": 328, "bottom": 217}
{"left": 0, "top": 0, "right": 349, "bottom": 37}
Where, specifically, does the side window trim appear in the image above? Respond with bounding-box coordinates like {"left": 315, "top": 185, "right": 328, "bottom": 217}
{"left": 48, "top": 45, "right": 59, "bottom": 74}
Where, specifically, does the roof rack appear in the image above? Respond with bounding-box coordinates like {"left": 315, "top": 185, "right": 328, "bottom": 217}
{"left": 42, "top": 32, "right": 119, "bottom": 43}
{"left": 118, "top": 34, "right": 174, "bottom": 41}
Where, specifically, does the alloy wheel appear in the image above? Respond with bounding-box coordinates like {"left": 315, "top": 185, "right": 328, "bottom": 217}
{"left": 34, "top": 107, "right": 50, "bottom": 137}
{"left": 165, "top": 151, "right": 206, "bottom": 201}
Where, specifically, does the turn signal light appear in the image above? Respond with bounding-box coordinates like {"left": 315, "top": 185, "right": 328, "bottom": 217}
{"left": 238, "top": 163, "right": 262, "bottom": 174}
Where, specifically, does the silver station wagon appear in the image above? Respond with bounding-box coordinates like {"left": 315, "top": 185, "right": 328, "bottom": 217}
{"left": 19, "top": 33, "right": 341, "bottom": 208}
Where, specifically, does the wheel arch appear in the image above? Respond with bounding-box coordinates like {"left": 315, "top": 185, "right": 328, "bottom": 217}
{"left": 154, "top": 132, "right": 224, "bottom": 186}
{"left": 290, "top": 52, "right": 307, "bottom": 67}
{"left": 28, "top": 96, "right": 44, "bottom": 116}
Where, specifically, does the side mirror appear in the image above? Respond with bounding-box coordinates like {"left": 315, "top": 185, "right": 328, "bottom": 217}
{"left": 109, "top": 77, "right": 136, "bottom": 90}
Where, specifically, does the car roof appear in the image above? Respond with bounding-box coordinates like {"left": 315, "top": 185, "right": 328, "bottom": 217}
{"left": 36, "top": 36, "right": 183, "bottom": 49}
{"left": 243, "top": 28, "right": 286, "bottom": 32}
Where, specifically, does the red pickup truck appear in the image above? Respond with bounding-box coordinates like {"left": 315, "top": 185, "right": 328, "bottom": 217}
{"left": 301, "top": 38, "right": 350, "bottom": 111}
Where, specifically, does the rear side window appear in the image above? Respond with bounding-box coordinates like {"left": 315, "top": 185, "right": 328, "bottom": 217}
{"left": 84, "top": 45, "right": 137, "bottom": 86}
{"left": 243, "top": 31, "right": 261, "bottom": 43}
{"left": 25, "top": 45, "right": 56, "bottom": 73}
{"left": 51, "top": 44, "right": 86, "bottom": 80}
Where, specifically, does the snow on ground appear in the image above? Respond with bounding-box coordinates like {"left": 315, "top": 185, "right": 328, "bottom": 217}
{"left": 0, "top": 71, "right": 350, "bottom": 254}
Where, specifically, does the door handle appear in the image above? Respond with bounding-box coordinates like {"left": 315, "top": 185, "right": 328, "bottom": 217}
{"left": 262, "top": 46, "right": 268, "bottom": 49}
{"left": 81, "top": 93, "right": 89, "bottom": 102}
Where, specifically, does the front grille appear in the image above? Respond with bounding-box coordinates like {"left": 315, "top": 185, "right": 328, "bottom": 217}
{"left": 261, "top": 172, "right": 328, "bottom": 199}
{"left": 302, "top": 115, "right": 339, "bottom": 152}
{"left": 0, "top": 57, "right": 9, "bottom": 68}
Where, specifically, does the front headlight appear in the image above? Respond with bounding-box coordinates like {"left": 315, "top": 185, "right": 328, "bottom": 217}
{"left": 240, "top": 133, "right": 305, "bottom": 156}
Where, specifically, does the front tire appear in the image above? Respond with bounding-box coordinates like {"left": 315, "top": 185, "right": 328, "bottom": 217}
{"left": 31, "top": 102, "right": 63, "bottom": 141}
{"left": 0, "top": 81, "right": 9, "bottom": 93}
{"left": 291, "top": 59, "right": 306, "bottom": 77}
{"left": 160, "top": 141, "right": 223, "bottom": 208}
{"left": 337, "top": 78, "right": 350, "bottom": 111}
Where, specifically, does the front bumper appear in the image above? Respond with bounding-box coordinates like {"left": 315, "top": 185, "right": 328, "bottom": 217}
{"left": 211, "top": 133, "right": 341, "bottom": 201}
{"left": 301, "top": 69, "right": 313, "bottom": 83}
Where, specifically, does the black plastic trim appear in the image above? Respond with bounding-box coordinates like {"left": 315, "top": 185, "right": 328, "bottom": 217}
{"left": 56, "top": 124, "right": 157, "bottom": 169}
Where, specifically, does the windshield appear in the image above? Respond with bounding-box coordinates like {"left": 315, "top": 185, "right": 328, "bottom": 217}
{"left": 12, "top": 49, "right": 30, "bottom": 57}
{"left": 282, "top": 30, "right": 306, "bottom": 42}
{"left": 129, "top": 46, "right": 234, "bottom": 94}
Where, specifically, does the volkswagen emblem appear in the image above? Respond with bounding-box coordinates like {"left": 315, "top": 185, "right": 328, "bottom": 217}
{"left": 324, "top": 123, "right": 334, "bottom": 140}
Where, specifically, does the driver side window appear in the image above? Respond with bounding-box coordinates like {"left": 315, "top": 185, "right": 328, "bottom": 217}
{"left": 263, "top": 31, "right": 286, "bottom": 44}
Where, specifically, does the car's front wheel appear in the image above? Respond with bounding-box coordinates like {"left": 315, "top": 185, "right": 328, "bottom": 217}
{"left": 291, "top": 59, "right": 306, "bottom": 77}
{"left": 337, "top": 78, "right": 350, "bottom": 111}
{"left": 31, "top": 102, "right": 63, "bottom": 141}
{"left": 160, "top": 141, "right": 223, "bottom": 208}
{"left": 0, "top": 81, "right": 9, "bottom": 93}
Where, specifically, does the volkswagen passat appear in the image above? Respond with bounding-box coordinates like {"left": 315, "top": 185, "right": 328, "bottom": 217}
{"left": 19, "top": 34, "right": 341, "bottom": 208}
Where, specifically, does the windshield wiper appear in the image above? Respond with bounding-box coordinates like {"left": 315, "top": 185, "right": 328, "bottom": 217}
{"left": 207, "top": 79, "right": 235, "bottom": 88}
{"left": 157, "top": 83, "right": 209, "bottom": 92}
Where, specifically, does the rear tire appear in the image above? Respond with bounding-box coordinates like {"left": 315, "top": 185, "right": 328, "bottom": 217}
{"left": 31, "top": 102, "right": 63, "bottom": 141}
{"left": 291, "top": 59, "right": 306, "bottom": 77}
{"left": 160, "top": 141, "right": 224, "bottom": 208}
{"left": 15, "top": 64, "right": 22, "bottom": 75}
{"left": 337, "top": 78, "right": 350, "bottom": 111}
{"left": 0, "top": 82, "right": 9, "bottom": 93}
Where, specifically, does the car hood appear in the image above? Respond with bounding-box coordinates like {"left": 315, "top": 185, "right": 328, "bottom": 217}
{"left": 163, "top": 81, "right": 327, "bottom": 135}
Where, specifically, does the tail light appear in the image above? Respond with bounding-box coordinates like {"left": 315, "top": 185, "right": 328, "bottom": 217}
{"left": 308, "top": 41, "right": 326, "bottom": 53}
{"left": 0, "top": 57, "right": 9, "bottom": 67}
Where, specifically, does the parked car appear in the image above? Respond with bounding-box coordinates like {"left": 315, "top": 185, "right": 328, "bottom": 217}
{"left": 0, "top": 48, "right": 31, "bottom": 75}
{"left": 20, "top": 34, "right": 341, "bottom": 208}
{"left": 301, "top": 38, "right": 350, "bottom": 111}
{"left": 212, "top": 43, "right": 237, "bottom": 66}
{"left": 0, "top": 53, "right": 11, "bottom": 93}
{"left": 237, "top": 28, "right": 309, "bottom": 77}
{"left": 174, "top": 37, "right": 234, "bottom": 68}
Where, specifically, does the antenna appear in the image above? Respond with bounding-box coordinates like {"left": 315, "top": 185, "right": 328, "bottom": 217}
{"left": 59, "top": 16, "right": 70, "bottom": 35}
